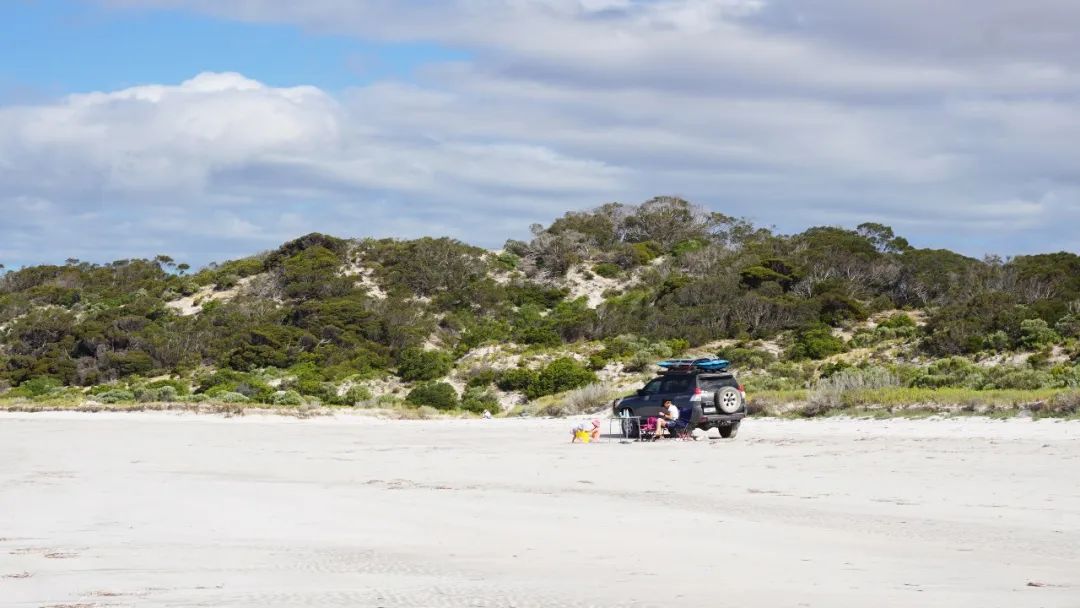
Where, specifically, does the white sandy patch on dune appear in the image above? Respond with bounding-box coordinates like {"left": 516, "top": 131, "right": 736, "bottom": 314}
{"left": 1, "top": 414, "right": 1078, "bottom": 607}
{"left": 165, "top": 276, "right": 258, "bottom": 316}
{"left": 564, "top": 265, "right": 631, "bottom": 308}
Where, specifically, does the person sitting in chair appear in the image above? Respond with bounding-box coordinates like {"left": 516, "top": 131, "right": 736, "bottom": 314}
{"left": 654, "top": 400, "right": 680, "bottom": 440}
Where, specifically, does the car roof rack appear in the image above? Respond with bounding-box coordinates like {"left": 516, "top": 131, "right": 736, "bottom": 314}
{"left": 657, "top": 358, "right": 731, "bottom": 373}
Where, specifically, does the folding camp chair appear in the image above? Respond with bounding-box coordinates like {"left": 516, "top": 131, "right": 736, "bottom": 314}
{"left": 634, "top": 417, "right": 656, "bottom": 441}
{"left": 669, "top": 405, "right": 700, "bottom": 441}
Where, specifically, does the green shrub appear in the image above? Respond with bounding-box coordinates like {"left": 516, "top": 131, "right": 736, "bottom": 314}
{"left": 197, "top": 370, "right": 273, "bottom": 402}
{"left": 527, "top": 357, "right": 597, "bottom": 399}
{"left": 592, "top": 263, "right": 621, "bottom": 279}
{"left": 97, "top": 389, "right": 135, "bottom": 404}
{"left": 878, "top": 313, "right": 917, "bottom": 329}
{"left": 397, "top": 348, "right": 453, "bottom": 382}
{"left": 494, "top": 252, "right": 519, "bottom": 271}
{"left": 496, "top": 368, "right": 539, "bottom": 392}
{"left": 666, "top": 338, "right": 690, "bottom": 356}
{"left": 1055, "top": 314, "right": 1080, "bottom": 339}
{"left": 787, "top": 324, "right": 846, "bottom": 360}
{"left": 986, "top": 368, "right": 1052, "bottom": 390}
{"left": 344, "top": 385, "right": 373, "bottom": 405}
{"left": 465, "top": 367, "right": 497, "bottom": 388}
{"left": 719, "top": 347, "right": 776, "bottom": 369}
{"left": 15, "top": 376, "right": 62, "bottom": 398}
{"left": 586, "top": 353, "right": 608, "bottom": 371}
{"left": 144, "top": 378, "right": 190, "bottom": 396}
{"left": 1050, "top": 364, "right": 1080, "bottom": 388}
{"left": 670, "top": 239, "right": 705, "bottom": 257}
{"left": 270, "top": 390, "right": 304, "bottom": 406}
{"left": 983, "top": 330, "right": 1011, "bottom": 352}
{"left": 406, "top": 382, "right": 459, "bottom": 410}
{"left": 1027, "top": 349, "right": 1052, "bottom": 369}
{"left": 215, "top": 391, "right": 250, "bottom": 404}
{"left": 134, "top": 386, "right": 179, "bottom": 402}
{"left": 1020, "top": 318, "right": 1060, "bottom": 349}
{"left": 461, "top": 387, "right": 499, "bottom": 413}
{"left": 910, "top": 357, "right": 987, "bottom": 389}
{"left": 630, "top": 241, "right": 662, "bottom": 265}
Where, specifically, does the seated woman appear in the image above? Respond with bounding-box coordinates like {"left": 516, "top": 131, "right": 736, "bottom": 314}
{"left": 654, "top": 400, "right": 681, "bottom": 440}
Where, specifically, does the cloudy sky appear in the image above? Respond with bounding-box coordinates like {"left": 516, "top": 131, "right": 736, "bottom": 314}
{"left": 3, "top": 0, "right": 1078, "bottom": 267}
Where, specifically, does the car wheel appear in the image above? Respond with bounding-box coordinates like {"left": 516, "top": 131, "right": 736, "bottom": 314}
{"left": 714, "top": 387, "right": 742, "bottom": 414}
{"left": 719, "top": 421, "right": 740, "bottom": 439}
{"left": 619, "top": 409, "right": 639, "bottom": 438}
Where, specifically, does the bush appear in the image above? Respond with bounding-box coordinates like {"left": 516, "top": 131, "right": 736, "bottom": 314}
{"left": 787, "top": 324, "right": 846, "bottom": 360}
{"left": 197, "top": 370, "right": 274, "bottom": 402}
{"left": 1055, "top": 314, "right": 1080, "bottom": 339}
{"left": 144, "top": 378, "right": 190, "bottom": 396}
{"left": 1050, "top": 364, "right": 1080, "bottom": 389}
{"left": 587, "top": 353, "right": 608, "bottom": 371}
{"left": 983, "top": 330, "right": 1011, "bottom": 352}
{"left": 666, "top": 338, "right": 690, "bottom": 356}
{"left": 496, "top": 368, "right": 539, "bottom": 392}
{"left": 406, "top": 382, "right": 459, "bottom": 410}
{"left": 216, "top": 391, "right": 250, "bottom": 404}
{"left": 719, "top": 347, "right": 776, "bottom": 369}
{"left": 270, "top": 390, "right": 304, "bottom": 406}
{"left": 465, "top": 367, "right": 498, "bottom": 388}
{"left": 878, "top": 313, "right": 917, "bottom": 329}
{"left": 15, "top": 376, "right": 61, "bottom": 398}
{"left": 396, "top": 348, "right": 453, "bottom": 382}
{"left": 592, "top": 263, "right": 621, "bottom": 279}
{"left": 986, "top": 368, "right": 1052, "bottom": 390}
{"left": 494, "top": 252, "right": 519, "bottom": 271}
{"left": 1020, "top": 318, "right": 1060, "bottom": 349}
{"left": 97, "top": 389, "right": 135, "bottom": 404}
{"left": 134, "top": 386, "right": 179, "bottom": 402}
{"left": 461, "top": 387, "right": 499, "bottom": 413}
{"left": 527, "top": 358, "right": 597, "bottom": 399}
{"left": 910, "top": 357, "right": 986, "bottom": 389}
{"left": 344, "top": 385, "right": 373, "bottom": 405}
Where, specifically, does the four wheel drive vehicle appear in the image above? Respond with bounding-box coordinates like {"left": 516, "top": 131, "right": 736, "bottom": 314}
{"left": 612, "top": 358, "right": 747, "bottom": 439}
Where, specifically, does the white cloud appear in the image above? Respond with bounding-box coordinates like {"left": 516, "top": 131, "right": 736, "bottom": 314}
{"left": 2, "top": 0, "right": 1079, "bottom": 266}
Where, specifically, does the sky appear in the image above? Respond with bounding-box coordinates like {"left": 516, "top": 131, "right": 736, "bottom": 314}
{"left": 2, "top": 0, "right": 1079, "bottom": 268}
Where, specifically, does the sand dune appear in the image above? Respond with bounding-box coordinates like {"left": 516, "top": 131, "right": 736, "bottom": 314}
{"left": 1, "top": 413, "right": 1078, "bottom": 607}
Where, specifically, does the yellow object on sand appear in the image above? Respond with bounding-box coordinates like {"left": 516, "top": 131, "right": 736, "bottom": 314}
{"left": 575, "top": 430, "right": 591, "bottom": 443}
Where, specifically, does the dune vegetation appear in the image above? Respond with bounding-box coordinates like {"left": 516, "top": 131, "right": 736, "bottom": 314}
{"left": 2, "top": 197, "right": 1079, "bottom": 418}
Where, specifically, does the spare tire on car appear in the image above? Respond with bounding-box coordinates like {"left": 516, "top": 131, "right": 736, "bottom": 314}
{"left": 714, "top": 386, "right": 742, "bottom": 414}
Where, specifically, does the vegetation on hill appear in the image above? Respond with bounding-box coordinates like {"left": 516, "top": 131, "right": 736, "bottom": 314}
{"left": 1, "top": 197, "right": 1078, "bottom": 417}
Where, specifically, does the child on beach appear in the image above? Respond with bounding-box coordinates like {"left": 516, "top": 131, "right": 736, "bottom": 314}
{"left": 571, "top": 419, "right": 601, "bottom": 443}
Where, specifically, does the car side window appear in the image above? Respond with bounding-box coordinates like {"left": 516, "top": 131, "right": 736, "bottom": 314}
{"left": 661, "top": 376, "right": 692, "bottom": 394}
{"left": 641, "top": 379, "right": 663, "bottom": 394}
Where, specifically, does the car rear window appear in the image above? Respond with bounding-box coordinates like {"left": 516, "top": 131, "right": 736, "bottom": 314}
{"left": 698, "top": 376, "right": 738, "bottom": 391}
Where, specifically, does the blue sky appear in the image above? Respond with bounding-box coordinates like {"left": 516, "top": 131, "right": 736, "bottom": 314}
{"left": 3, "top": 0, "right": 460, "bottom": 97}
{"left": 2, "top": 0, "right": 1079, "bottom": 268}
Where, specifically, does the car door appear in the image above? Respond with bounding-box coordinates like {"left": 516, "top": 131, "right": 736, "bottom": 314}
{"left": 626, "top": 377, "right": 665, "bottom": 417}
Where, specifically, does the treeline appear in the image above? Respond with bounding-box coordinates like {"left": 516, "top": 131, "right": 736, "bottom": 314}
{"left": 1, "top": 197, "right": 1078, "bottom": 404}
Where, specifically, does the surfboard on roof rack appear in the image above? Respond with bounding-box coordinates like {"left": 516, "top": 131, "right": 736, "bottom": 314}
{"left": 657, "top": 358, "right": 731, "bottom": 372}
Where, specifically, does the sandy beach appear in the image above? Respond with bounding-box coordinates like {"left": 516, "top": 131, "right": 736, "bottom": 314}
{"left": 1, "top": 413, "right": 1078, "bottom": 608}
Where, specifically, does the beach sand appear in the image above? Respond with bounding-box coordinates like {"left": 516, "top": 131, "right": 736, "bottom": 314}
{"left": 1, "top": 412, "right": 1078, "bottom": 607}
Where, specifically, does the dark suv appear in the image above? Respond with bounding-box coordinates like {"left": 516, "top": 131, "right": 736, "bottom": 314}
{"left": 612, "top": 368, "right": 747, "bottom": 438}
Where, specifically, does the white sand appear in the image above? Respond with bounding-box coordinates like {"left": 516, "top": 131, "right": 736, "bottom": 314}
{"left": 1, "top": 413, "right": 1078, "bottom": 607}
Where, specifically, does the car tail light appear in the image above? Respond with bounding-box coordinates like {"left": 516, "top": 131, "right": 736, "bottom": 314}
{"left": 694, "top": 387, "right": 702, "bottom": 395}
